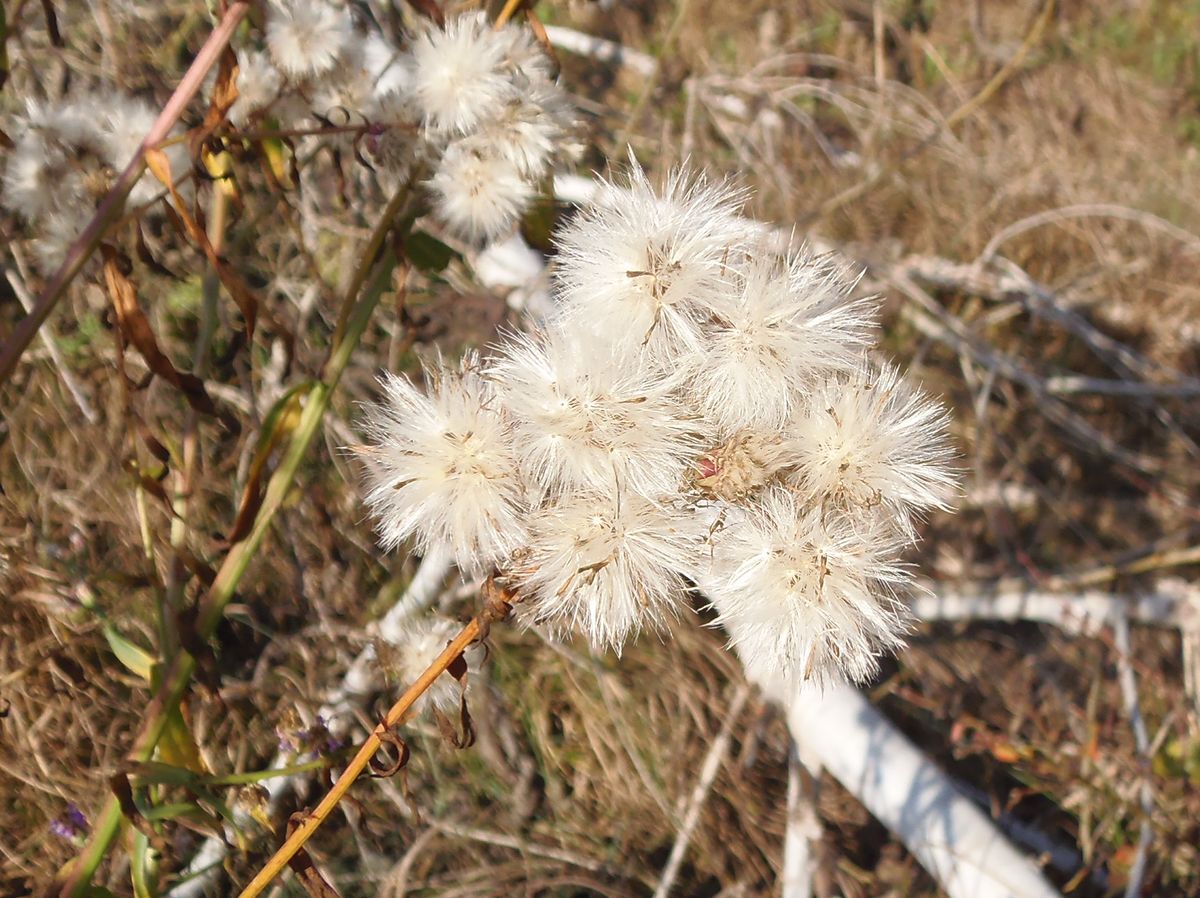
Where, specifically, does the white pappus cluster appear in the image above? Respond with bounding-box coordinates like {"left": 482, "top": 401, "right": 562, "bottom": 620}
{"left": 360, "top": 165, "right": 957, "bottom": 687}
{"left": 230, "top": 3, "right": 577, "bottom": 242}
{"left": 1, "top": 93, "right": 188, "bottom": 269}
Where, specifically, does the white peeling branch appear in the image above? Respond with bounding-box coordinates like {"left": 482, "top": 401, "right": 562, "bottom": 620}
{"left": 543, "top": 25, "right": 658, "bottom": 77}
{"left": 912, "top": 578, "right": 1199, "bottom": 637}
{"left": 770, "top": 677, "right": 1064, "bottom": 898}
{"left": 781, "top": 741, "right": 823, "bottom": 898}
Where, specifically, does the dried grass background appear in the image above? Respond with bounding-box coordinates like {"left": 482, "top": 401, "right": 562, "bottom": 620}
{"left": 2, "top": 1, "right": 1199, "bottom": 896}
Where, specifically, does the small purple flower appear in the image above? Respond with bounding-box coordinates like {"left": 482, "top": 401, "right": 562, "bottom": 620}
{"left": 66, "top": 804, "right": 88, "bottom": 830}
{"left": 50, "top": 804, "right": 88, "bottom": 842}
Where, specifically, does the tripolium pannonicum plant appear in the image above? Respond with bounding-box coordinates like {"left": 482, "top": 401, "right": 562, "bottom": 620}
{"left": 2, "top": 2, "right": 962, "bottom": 895}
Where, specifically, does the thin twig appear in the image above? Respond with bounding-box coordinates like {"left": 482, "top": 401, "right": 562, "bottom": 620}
{"left": 0, "top": 2, "right": 251, "bottom": 386}
{"left": 652, "top": 682, "right": 752, "bottom": 898}
{"left": 235, "top": 616, "right": 487, "bottom": 898}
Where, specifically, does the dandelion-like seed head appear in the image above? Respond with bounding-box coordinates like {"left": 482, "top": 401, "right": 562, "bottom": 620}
{"left": 357, "top": 357, "right": 527, "bottom": 575}
{"left": 688, "top": 249, "right": 876, "bottom": 434}
{"left": 428, "top": 138, "right": 533, "bottom": 242}
{"left": 788, "top": 361, "right": 957, "bottom": 536}
{"left": 408, "top": 11, "right": 521, "bottom": 135}
{"left": 488, "top": 328, "right": 699, "bottom": 500}
{"left": 515, "top": 492, "right": 702, "bottom": 653}
{"left": 265, "top": 0, "right": 354, "bottom": 79}
{"left": 705, "top": 488, "right": 913, "bottom": 685}
{"left": 553, "top": 163, "right": 751, "bottom": 363}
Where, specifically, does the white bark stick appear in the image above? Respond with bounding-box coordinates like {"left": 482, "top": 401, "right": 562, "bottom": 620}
{"left": 781, "top": 741, "right": 822, "bottom": 898}
{"left": 772, "top": 678, "right": 1063, "bottom": 898}
{"left": 911, "top": 578, "right": 1198, "bottom": 637}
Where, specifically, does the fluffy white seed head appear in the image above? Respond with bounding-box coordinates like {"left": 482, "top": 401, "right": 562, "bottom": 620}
{"left": 230, "top": 50, "right": 283, "bottom": 126}
{"left": 2, "top": 99, "right": 105, "bottom": 225}
{"left": 552, "top": 163, "right": 752, "bottom": 364}
{"left": 428, "top": 138, "right": 533, "bottom": 242}
{"left": 265, "top": 0, "right": 354, "bottom": 79}
{"left": 515, "top": 491, "right": 703, "bottom": 653}
{"left": 2, "top": 93, "right": 187, "bottom": 266}
{"left": 688, "top": 249, "right": 876, "bottom": 435}
{"left": 389, "top": 616, "right": 479, "bottom": 715}
{"left": 408, "top": 12, "right": 522, "bottom": 135}
{"left": 98, "top": 94, "right": 189, "bottom": 208}
{"left": 473, "top": 84, "right": 575, "bottom": 179}
{"left": 312, "top": 34, "right": 410, "bottom": 122}
{"left": 705, "top": 488, "right": 913, "bottom": 685}
{"left": 488, "top": 328, "right": 699, "bottom": 500}
{"left": 357, "top": 358, "right": 528, "bottom": 575}
{"left": 787, "top": 361, "right": 957, "bottom": 536}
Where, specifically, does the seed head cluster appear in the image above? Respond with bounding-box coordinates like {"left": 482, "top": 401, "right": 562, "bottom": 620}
{"left": 230, "top": 3, "right": 577, "bottom": 241}
{"left": 361, "top": 165, "right": 958, "bottom": 686}
{"left": 0, "top": 93, "right": 189, "bottom": 268}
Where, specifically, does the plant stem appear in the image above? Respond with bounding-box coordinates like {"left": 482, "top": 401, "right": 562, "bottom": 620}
{"left": 0, "top": 2, "right": 250, "bottom": 386}
{"left": 235, "top": 617, "right": 483, "bottom": 898}
{"left": 55, "top": 233, "right": 407, "bottom": 898}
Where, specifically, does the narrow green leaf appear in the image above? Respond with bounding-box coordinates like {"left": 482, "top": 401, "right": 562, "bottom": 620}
{"left": 103, "top": 626, "right": 156, "bottom": 682}
{"left": 130, "top": 831, "right": 156, "bottom": 898}
{"left": 405, "top": 230, "right": 459, "bottom": 274}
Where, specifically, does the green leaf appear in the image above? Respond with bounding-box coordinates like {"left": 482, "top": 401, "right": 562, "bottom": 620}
{"left": 405, "top": 230, "right": 460, "bottom": 274}
{"left": 103, "top": 626, "right": 156, "bottom": 682}
{"left": 130, "top": 830, "right": 156, "bottom": 898}
{"left": 127, "top": 760, "right": 202, "bottom": 788}
{"left": 520, "top": 184, "right": 558, "bottom": 252}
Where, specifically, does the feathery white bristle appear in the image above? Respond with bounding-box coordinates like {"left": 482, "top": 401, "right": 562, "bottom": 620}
{"left": 515, "top": 491, "right": 703, "bottom": 653}
{"left": 428, "top": 139, "right": 533, "bottom": 242}
{"left": 358, "top": 359, "right": 528, "bottom": 576}
{"left": 408, "top": 11, "right": 519, "bottom": 136}
{"left": 487, "top": 328, "right": 699, "bottom": 500}
{"left": 687, "top": 249, "right": 876, "bottom": 435}
{"left": 704, "top": 488, "right": 913, "bottom": 685}
{"left": 787, "top": 361, "right": 957, "bottom": 536}
{"left": 552, "top": 163, "right": 752, "bottom": 364}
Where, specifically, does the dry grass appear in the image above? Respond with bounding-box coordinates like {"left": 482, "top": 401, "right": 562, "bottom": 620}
{"left": 2, "top": 1, "right": 1199, "bottom": 896}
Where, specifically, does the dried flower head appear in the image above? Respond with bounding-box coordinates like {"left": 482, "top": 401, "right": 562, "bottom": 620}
{"left": 688, "top": 249, "right": 876, "bottom": 435}
{"left": 515, "top": 491, "right": 703, "bottom": 653}
{"left": 265, "top": 0, "right": 354, "bottom": 78}
{"left": 408, "top": 11, "right": 526, "bottom": 135}
{"left": 787, "top": 361, "right": 957, "bottom": 536}
{"left": 428, "top": 138, "right": 533, "bottom": 242}
{"left": 552, "top": 163, "right": 751, "bottom": 363}
{"left": 488, "top": 328, "right": 698, "bottom": 500}
{"left": 705, "top": 488, "right": 913, "bottom": 684}
{"left": 357, "top": 358, "right": 526, "bottom": 576}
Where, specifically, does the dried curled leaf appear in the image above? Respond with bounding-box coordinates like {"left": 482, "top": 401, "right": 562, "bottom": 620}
{"left": 101, "top": 245, "right": 221, "bottom": 419}
{"left": 144, "top": 148, "right": 259, "bottom": 336}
